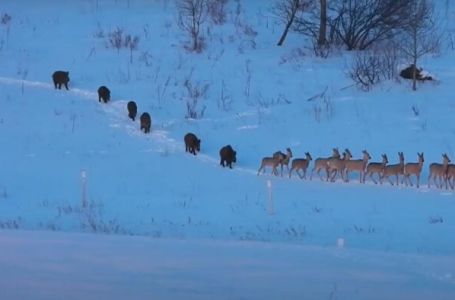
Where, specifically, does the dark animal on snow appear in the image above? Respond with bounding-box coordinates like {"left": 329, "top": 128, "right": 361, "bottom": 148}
{"left": 140, "top": 112, "right": 151, "bottom": 133}
{"left": 127, "top": 101, "right": 137, "bottom": 121}
{"left": 52, "top": 71, "right": 70, "bottom": 90}
{"left": 399, "top": 64, "right": 433, "bottom": 81}
{"left": 97, "top": 86, "right": 111, "bottom": 103}
{"left": 184, "top": 133, "right": 201, "bottom": 155}
{"left": 219, "top": 145, "right": 237, "bottom": 168}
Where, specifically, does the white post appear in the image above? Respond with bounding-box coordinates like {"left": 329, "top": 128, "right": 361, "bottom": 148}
{"left": 337, "top": 238, "right": 345, "bottom": 248}
{"left": 81, "top": 169, "right": 88, "bottom": 208}
{"left": 267, "top": 179, "right": 274, "bottom": 215}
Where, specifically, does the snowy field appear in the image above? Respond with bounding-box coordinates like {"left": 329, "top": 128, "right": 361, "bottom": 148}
{"left": 1, "top": 230, "right": 455, "bottom": 300}
{"left": 0, "top": 0, "right": 455, "bottom": 298}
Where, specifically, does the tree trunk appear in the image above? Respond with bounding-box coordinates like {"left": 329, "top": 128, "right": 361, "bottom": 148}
{"left": 277, "top": 16, "right": 295, "bottom": 46}
{"left": 318, "top": 0, "right": 327, "bottom": 45}
{"left": 277, "top": 0, "right": 300, "bottom": 46}
{"left": 412, "top": 27, "right": 418, "bottom": 91}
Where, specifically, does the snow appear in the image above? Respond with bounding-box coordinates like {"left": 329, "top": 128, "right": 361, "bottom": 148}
{"left": 0, "top": 0, "right": 454, "bottom": 298}
{"left": 1, "top": 230, "right": 455, "bottom": 300}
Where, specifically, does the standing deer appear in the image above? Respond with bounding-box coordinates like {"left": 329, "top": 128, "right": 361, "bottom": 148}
{"left": 445, "top": 163, "right": 455, "bottom": 190}
{"left": 310, "top": 148, "right": 340, "bottom": 180}
{"left": 381, "top": 152, "right": 405, "bottom": 186}
{"left": 403, "top": 152, "right": 424, "bottom": 188}
{"left": 365, "top": 154, "right": 388, "bottom": 184}
{"left": 428, "top": 153, "right": 451, "bottom": 189}
{"left": 327, "top": 150, "right": 352, "bottom": 182}
{"left": 344, "top": 150, "right": 371, "bottom": 183}
{"left": 289, "top": 152, "right": 312, "bottom": 179}
{"left": 273, "top": 148, "right": 293, "bottom": 177}
{"left": 257, "top": 156, "right": 281, "bottom": 176}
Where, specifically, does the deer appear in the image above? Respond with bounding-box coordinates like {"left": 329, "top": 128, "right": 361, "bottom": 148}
{"left": 428, "top": 153, "right": 451, "bottom": 189}
{"left": 445, "top": 163, "right": 455, "bottom": 190}
{"left": 310, "top": 148, "right": 340, "bottom": 181}
{"left": 365, "top": 154, "right": 388, "bottom": 184}
{"left": 344, "top": 150, "right": 371, "bottom": 183}
{"left": 273, "top": 148, "right": 293, "bottom": 177}
{"left": 403, "top": 152, "right": 424, "bottom": 188}
{"left": 327, "top": 150, "right": 352, "bottom": 182}
{"left": 289, "top": 152, "right": 312, "bottom": 179}
{"left": 257, "top": 155, "right": 281, "bottom": 176}
{"left": 381, "top": 152, "right": 405, "bottom": 186}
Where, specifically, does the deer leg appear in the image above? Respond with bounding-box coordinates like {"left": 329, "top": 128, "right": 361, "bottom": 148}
{"left": 319, "top": 168, "right": 325, "bottom": 181}
{"left": 387, "top": 176, "right": 394, "bottom": 186}
{"left": 272, "top": 166, "right": 278, "bottom": 176}
{"left": 396, "top": 174, "right": 399, "bottom": 186}
{"left": 257, "top": 165, "right": 263, "bottom": 176}
{"left": 416, "top": 174, "right": 419, "bottom": 188}
{"left": 342, "top": 169, "right": 347, "bottom": 182}
{"left": 436, "top": 175, "right": 441, "bottom": 189}
{"left": 368, "top": 172, "right": 377, "bottom": 184}
{"left": 407, "top": 175, "right": 413, "bottom": 187}
{"left": 318, "top": 168, "right": 324, "bottom": 181}
{"left": 330, "top": 169, "right": 338, "bottom": 182}
{"left": 295, "top": 169, "right": 302, "bottom": 179}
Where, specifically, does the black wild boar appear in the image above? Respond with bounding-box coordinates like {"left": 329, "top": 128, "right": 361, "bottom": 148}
{"left": 127, "top": 101, "right": 137, "bottom": 121}
{"left": 52, "top": 71, "right": 70, "bottom": 90}
{"left": 140, "top": 112, "right": 151, "bottom": 133}
{"left": 97, "top": 86, "right": 110, "bottom": 103}
{"left": 399, "top": 64, "right": 433, "bottom": 81}
{"left": 184, "top": 133, "right": 201, "bottom": 155}
{"left": 219, "top": 145, "right": 237, "bottom": 168}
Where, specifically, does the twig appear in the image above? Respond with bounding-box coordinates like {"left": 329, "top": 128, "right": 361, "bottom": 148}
{"left": 307, "top": 86, "right": 328, "bottom": 101}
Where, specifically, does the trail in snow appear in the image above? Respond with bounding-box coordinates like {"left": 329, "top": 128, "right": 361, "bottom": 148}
{"left": 1, "top": 76, "right": 453, "bottom": 192}
{"left": 0, "top": 76, "right": 253, "bottom": 174}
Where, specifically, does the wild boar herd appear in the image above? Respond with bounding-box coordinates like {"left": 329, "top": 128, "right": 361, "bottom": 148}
{"left": 53, "top": 70, "right": 149, "bottom": 133}
{"left": 52, "top": 71, "right": 454, "bottom": 190}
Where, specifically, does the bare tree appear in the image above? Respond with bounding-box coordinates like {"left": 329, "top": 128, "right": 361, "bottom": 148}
{"left": 273, "top": 0, "right": 310, "bottom": 46}
{"left": 318, "top": 0, "right": 326, "bottom": 45}
{"left": 125, "top": 34, "right": 140, "bottom": 63}
{"left": 184, "top": 79, "right": 209, "bottom": 119}
{"left": 397, "top": 0, "right": 441, "bottom": 90}
{"left": 349, "top": 51, "right": 382, "bottom": 91}
{"left": 207, "top": 0, "right": 228, "bottom": 25}
{"left": 331, "top": 0, "right": 414, "bottom": 50}
{"left": 1, "top": 13, "right": 12, "bottom": 44}
{"left": 178, "top": 0, "right": 208, "bottom": 52}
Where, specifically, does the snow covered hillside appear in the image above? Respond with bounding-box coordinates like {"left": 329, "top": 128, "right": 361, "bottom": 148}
{"left": 0, "top": 0, "right": 455, "bottom": 298}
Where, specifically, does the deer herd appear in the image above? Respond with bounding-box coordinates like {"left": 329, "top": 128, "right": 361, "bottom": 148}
{"left": 257, "top": 148, "right": 455, "bottom": 190}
